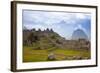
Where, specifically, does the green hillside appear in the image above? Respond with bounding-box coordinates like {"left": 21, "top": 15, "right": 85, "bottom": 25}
{"left": 23, "top": 28, "right": 91, "bottom": 62}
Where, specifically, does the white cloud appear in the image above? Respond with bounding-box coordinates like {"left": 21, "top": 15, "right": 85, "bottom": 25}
{"left": 76, "top": 13, "right": 86, "bottom": 19}
{"left": 24, "top": 10, "right": 79, "bottom": 25}
{"left": 23, "top": 10, "right": 91, "bottom": 26}
{"left": 76, "top": 13, "right": 91, "bottom": 19}
{"left": 23, "top": 10, "right": 91, "bottom": 39}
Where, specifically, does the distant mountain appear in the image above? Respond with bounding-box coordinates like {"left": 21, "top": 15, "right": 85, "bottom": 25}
{"left": 72, "top": 29, "right": 88, "bottom": 40}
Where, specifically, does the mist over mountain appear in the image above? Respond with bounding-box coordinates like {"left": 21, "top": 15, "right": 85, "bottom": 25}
{"left": 72, "top": 29, "right": 88, "bottom": 40}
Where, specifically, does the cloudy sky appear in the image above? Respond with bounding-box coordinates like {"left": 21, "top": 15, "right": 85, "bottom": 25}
{"left": 22, "top": 10, "right": 91, "bottom": 39}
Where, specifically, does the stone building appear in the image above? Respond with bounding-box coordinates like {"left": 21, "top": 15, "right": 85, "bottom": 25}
{"left": 64, "top": 39, "right": 90, "bottom": 50}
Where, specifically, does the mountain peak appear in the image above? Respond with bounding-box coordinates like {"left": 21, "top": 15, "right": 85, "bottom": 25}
{"left": 72, "top": 29, "right": 88, "bottom": 40}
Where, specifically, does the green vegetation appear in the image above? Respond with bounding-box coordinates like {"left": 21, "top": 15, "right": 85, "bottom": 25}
{"left": 23, "top": 46, "right": 90, "bottom": 62}
{"left": 23, "top": 28, "right": 91, "bottom": 62}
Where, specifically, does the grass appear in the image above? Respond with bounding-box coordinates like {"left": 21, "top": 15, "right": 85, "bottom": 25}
{"left": 23, "top": 46, "right": 91, "bottom": 62}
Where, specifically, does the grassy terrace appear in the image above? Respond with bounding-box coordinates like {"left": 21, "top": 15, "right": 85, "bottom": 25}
{"left": 23, "top": 46, "right": 91, "bottom": 62}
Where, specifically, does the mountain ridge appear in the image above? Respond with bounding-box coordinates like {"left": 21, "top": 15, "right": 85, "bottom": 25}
{"left": 72, "top": 29, "right": 88, "bottom": 40}
{"left": 23, "top": 28, "right": 90, "bottom": 50}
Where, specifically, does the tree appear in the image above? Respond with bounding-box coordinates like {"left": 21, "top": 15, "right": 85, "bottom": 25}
{"left": 31, "top": 28, "right": 36, "bottom": 31}
{"left": 50, "top": 29, "right": 54, "bottom": 32}
{"left": 46, "top": 28, "right": 49, "bottom": 32}
{"left": 38, "top": 28, "right": 41, "bottom": 32}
